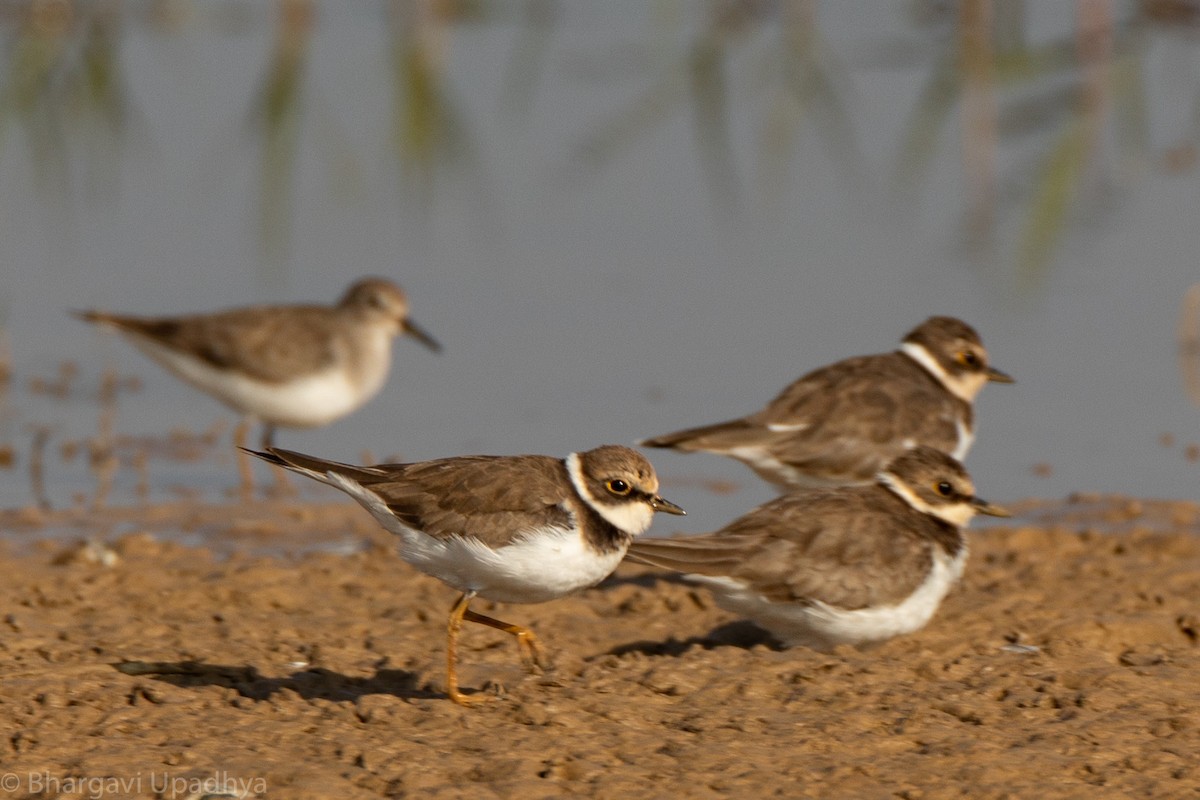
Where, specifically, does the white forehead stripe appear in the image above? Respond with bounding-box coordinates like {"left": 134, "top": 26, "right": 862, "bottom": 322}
{"left": 900, "top": 342, "right": 974, "bottom": 402}
{"left": 565, "top": 451, "right": 654, "bottom": 536}
{"left": 878, "top": 471, "right": 977, "bottom": 527}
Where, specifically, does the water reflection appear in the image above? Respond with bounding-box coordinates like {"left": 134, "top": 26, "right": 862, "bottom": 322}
{"left": 498, "top": 0, "right": 557, "bottom": 119}
{"left": 0, "top": 2, "right": 1199, "bottom": 512}
{"left": 387, "top": 0, "right": 482, "bottom": 214}
{"left": 571, "top": 0, "right": 861, "bottom": 217}
{"left": 0, "top": 325, "right": 12, "bottom": 475}
{"left": 0, "top": 0, "right": 1191, "bottom": 268}
{"left": 0, "top": 0, "right": 132, "bottom": 197}
{"left": 247, "top": 0, "right": 313, "bottom": 261}
{"left": 893, "top": 0, "right": 1157, "bottom": 285}
{"left": 1178, "top": 282, "right": 1200, "bottom": 408}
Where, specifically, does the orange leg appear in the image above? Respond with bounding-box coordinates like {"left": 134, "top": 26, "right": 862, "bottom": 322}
{"left": 444, "top": 594, "right": 549, "bottom": 705}
{"left": 446, "top": 592, "right": 490, "bottom": 706}
{"left": 463, "top": 608, "right": 547, "bottom": 674}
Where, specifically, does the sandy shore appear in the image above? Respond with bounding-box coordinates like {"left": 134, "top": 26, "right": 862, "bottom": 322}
{"left": 1, "top": 496, "right": 1199, "bottom": 799}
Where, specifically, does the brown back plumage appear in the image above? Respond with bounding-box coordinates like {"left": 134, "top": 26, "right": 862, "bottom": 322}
{"left": 76, "top": 306, "right": 347, "bottom": 384}
{"left": 629, "top": 484, "right": 957, "bottom": 610}
{"left": 643, "top": 352, "right": 967, "bottom": 485}
{"left": 258, "top": 447, "right": 578, "bottom": 549}
{"left": 366, "top": 455, "right": 579, "bottom": 549}
{"left": 640, "top": 316, "right": 1012, "bottom": 487}
{"left": 73, "top": 277, "right": 438, "bottom": 386}
{"left": 252, "top": 444, "right": 682, "bottom": 555}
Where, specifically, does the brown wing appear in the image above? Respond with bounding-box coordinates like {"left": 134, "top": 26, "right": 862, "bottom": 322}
{"left": 751, "top": 353, "right": 967, "bottom": 481}
{"left": 79, "top": 306, "right": 343, "bottom": 384}
{"left": 642, "top": 353, "right": 967, "bottom": 483}
{"left": 629, "top": 486, "right": 941, "bottom": 609}
{"left": 355, "top": 455, "right": 575, "bottom": 549}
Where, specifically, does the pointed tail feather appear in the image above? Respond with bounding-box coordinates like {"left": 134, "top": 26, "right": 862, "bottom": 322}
{"left": 72, "top": 309, "right": 133, "bottom": 329}
{"left": 71, "top": 309, "right": 175, "bottom": 341}
{"left": 72, "top": 309, "right": 108, "bottom": 325}
{"left": 639, "top": 418, "right": 760, "bottom": 453}
{"left": 241, "top": 447, "right": 382, "bottom": 486}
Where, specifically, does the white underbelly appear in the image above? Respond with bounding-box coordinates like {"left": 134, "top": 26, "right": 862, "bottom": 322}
{"left": 129, "top": 338, "right": 369, "bottom": 427}
{"left": 695, "top": 546, "right": 967, "bottom": 650}
{"left": 324, "top": 473, "right": 627, "bottom": 604}
{"left": 397, "top": 526, "right": 626, "bottom": 604}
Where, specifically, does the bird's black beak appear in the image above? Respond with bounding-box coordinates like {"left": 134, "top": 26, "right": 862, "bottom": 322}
{"left": 402, "top": 318, "right": 442, "bottom": 353}
{"left": 973, "top": 497, "right": 1011, "bottom": 517}
{"left": 651, "top": 496, "right": 686, "bottom": 516}
{"left": 987, "top": 366, "right": 1014, "bottom": 384}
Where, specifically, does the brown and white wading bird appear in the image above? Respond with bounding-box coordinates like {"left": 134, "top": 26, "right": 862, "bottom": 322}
{"left": 626, "top": 447, "right": 1008, "bottom": 650}
{"left": 75, "top": 278, "right": 440, "bottom": 490}
{"left": 640, "top": 316, "right": 1012, "bottom": 489}
{"left": 245, "top": 444, "right": 685, "bottom": 706}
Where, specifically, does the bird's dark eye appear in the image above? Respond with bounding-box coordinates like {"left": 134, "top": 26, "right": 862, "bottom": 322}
{"left": 605, "top": 479, "right": 631, "bottom": 496}
{"left": 935, "top": 482, "right": 953, "bottom": 496}
{"left": 958, "top": 350, "right": 980, "bottom": 368}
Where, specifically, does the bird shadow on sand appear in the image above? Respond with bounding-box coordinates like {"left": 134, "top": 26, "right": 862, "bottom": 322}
{"left": 599, "top": 571, "right": 689, "bottom": 590}
{"left": 112, "top": 660, "right": 442, "bottom": 702}
{"left": 606, "top": 620, "right": 780, "bottom": 659}
{"left": 600, "top": 570, "right": 783, "bottom": 657}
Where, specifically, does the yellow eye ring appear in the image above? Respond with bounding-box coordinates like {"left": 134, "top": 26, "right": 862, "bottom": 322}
{"left": 606, "top": 479, "right": 632, "bottom": 496}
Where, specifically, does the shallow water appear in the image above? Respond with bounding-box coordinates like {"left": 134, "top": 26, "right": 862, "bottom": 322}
{"left": 2, "top": 2, "right": 1199, "bottom": 536}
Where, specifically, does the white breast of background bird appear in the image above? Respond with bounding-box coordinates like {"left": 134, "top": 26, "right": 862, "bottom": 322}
{"left": 128, "top": 331, "right": 392, "bottom": 428}
{"left": 691, "top": 545, "right": 967, "bottom": 649}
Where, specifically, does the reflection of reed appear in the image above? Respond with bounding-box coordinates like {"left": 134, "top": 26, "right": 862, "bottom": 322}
{"left": 29, "top": 425, "right": 51, "bottom": 510}
{"left": 389, "top": 3, "right": 452, "bottom": 189}
{"left": 0, "top": 0, "right": 131, "bottom": 195}
{"left": 0, "top": 325, "right": 12, "bottom": 472}
{"left": 386, "top": 0, "right": 495, "bottom": 229}
{"left": 897, "top": 4, "right": 1080, "bottom": 187}
{"left": 389, "top": 0, "right": 453, "bottom": 204}
{"left": 896, "top": 0, "right": 1158, "bottom": 286}
{"left": 960, "top": 0, "right": 996, "bottom": 247}
{"left": 1177, "top": 283, "right": 1200, "bottom": 408}
{"left": 18, "top": 360, "right": 159, "bottom": 508}
{"left": 574, "top": 0, "right": 859, "bottom": 215}
{"left": 759, "top": 0, "right": 860, "bottom": 203}
{"left": 88, "top": 366, "right": 120, "bottom": 509}
{"left": 0, "top": 324, "right": 9, "bottom": 394}
{"left": 1016, "top": 0, "right": 1114, "bottom": 286}
{"left": 246, "top": 0, "right": 314, "bottom": 261}
{"left": 499, "top": 0, "right": 557, "bottom": 118}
